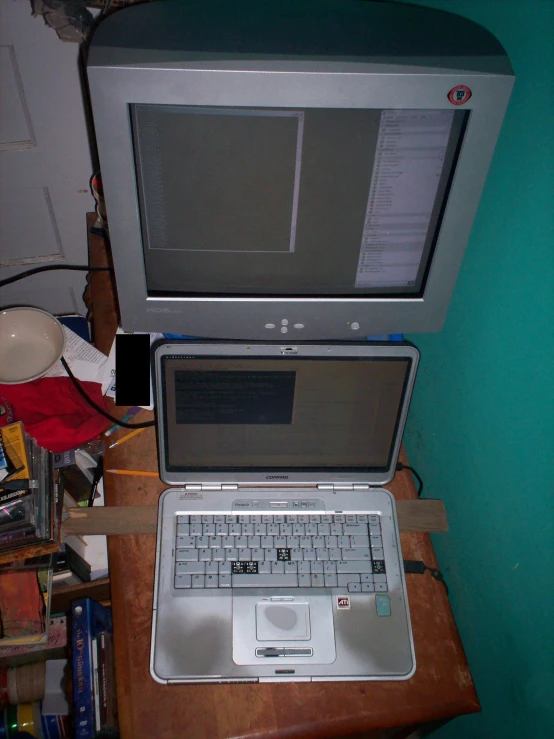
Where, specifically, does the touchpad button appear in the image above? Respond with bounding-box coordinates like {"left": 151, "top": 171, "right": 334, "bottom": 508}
{"left": 256, "top": 602, "right": 310, "bottom": 641}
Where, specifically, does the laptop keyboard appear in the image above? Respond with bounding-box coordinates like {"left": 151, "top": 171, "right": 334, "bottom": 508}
{"left": 173, "top": 514, "right": 388, "bottom": 593}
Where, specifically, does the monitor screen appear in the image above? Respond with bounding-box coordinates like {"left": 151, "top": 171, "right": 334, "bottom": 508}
{"left": 161, "top": 356, "right": 411, "bottom": 472}
{"left": 132, "top": 106, "right": 467, "bottom": 298}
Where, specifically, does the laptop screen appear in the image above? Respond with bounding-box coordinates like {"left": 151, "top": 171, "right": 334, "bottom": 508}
{"left": 161, "top": 355, "right": 412, "bottom": 473}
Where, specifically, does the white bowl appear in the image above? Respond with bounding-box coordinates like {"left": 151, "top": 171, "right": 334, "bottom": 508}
{"left": 0, "top": 307, "right": 66, "bottom": 384}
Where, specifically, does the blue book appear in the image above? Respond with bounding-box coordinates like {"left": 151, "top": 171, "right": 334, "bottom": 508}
{"left": 71, "top": 598, "right": 113, "bottom": 739}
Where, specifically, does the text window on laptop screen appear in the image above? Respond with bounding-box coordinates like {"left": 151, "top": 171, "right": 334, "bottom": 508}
{"left": 162, "top": 358, "right": 410, "bottom": 471}
{"left": 132, "top": 106, "right": 467, "bottom": 298}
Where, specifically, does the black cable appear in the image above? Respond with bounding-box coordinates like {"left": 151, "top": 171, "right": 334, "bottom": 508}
{"left": 0, "top": 264, "right": 112, "bottom": 289}
{"left": 396, "top": 462, "right": 424, "bottom": 498}
{"left": 61, "top": 357, "right": 155, "bottom": 429}
{"left": 404, "top": 559, "right": 449, "bottom": 595}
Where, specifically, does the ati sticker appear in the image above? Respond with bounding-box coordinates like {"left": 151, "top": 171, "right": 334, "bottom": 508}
{"left": 336, "top": 596, "right": 351, "bottom": 610}
{"left": 448, "top": 85, "right": 472, "bottom": 106}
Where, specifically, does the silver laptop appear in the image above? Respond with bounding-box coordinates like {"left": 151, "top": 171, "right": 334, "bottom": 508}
{"left": 150, "top": 341, "right": 419, "bottom": 684}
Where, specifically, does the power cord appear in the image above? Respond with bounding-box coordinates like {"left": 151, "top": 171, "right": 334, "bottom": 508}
{"left": 403, "top": 559, "right": 448, "bottom": 595}
{"left": 0, "top": 264, "right": 112, "bottom": 290}
{"left": 61, "top": 357, "right": 155, "bottom": 429}
{"left": 396, "top": 461, "right": 423, "bottom": 498}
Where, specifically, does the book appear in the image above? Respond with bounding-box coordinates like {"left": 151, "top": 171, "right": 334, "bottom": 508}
{"left": 0, "top": 616, "right": 67, "bottom": 669}
{"left": 71, "top": 598, "right": 113, "bottom": 739}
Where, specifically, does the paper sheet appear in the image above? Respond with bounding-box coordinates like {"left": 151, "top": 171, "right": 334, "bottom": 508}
{"left": 45, "top": 326, "right": 109, "bottom": 384}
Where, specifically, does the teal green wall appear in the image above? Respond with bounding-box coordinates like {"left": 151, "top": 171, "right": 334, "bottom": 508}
{"left": 397, "top": 1, "right": 554, "bottom": 737}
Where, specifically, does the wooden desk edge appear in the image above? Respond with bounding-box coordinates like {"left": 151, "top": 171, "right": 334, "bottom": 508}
{"left": 63, "top": 498, "right": 448, "bottom": 536}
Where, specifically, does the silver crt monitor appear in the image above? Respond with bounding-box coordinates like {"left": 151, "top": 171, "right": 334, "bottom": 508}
{"left": 151, "top": 341, "right": 419, "bottom": 683}
{"left": 87, "top": 0, "right": 514, "bottom": 339}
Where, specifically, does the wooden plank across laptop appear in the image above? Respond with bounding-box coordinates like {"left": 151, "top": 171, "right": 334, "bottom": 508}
{"left": 88, "top": 217, "right": 479, "bottom": 738}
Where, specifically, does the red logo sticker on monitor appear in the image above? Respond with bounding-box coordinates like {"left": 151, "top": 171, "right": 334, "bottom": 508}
{"left": 337, "top": 596, "right": 351, "bottom": 610}
{"left": 448, "top": 85, "right": 472, "bottom": 106}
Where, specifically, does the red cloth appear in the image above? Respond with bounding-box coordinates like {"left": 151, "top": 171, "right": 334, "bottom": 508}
{"left": 0, "top": 377, "right": 110, "bottom": 452}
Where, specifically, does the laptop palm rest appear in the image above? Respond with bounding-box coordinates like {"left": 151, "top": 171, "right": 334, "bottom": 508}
{"left": 233, "top": 592, "right": 336, "bottom": 665}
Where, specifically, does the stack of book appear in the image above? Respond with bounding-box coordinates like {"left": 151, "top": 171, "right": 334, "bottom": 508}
{"left": 0, "top": 422, "right": 62, "bottom": 563}
{"left": 72, "top": 598, "right": 117, "bottom": 739}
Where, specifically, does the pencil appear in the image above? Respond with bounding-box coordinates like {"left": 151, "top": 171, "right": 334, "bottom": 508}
{"left": 108, "top": 427, "right": 147, "bottom": 449}
{"left": 106, "top": 469, "right": 159, "bottom": 477}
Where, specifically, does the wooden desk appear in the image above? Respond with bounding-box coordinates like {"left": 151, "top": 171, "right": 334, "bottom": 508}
{"left": 87, "top": 218, "right": 479, "bottom": 739}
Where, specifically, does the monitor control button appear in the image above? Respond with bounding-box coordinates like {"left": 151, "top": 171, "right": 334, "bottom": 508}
{"left": 351, "top": 322, "right": 360, "bottom": 330}
{"left": 265, "top": 323, "right": 275, "bottom": 329}
{"left": 281, "top": 319, "right": 289, "bottom": 326}
{"left": 294, "top": 323, "right": 304, "bottom": 329}
{"left": 281, "top": 326, "right": 288, "bottom": 333}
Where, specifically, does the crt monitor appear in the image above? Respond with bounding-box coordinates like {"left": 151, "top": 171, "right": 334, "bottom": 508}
{"left": 87, "top": 0, "right": 514, "bottom": 340}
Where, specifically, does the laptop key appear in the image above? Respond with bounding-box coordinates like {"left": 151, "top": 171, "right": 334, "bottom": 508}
{"left": 212, "top": 549, "right": 225, "bottom": 561}
{"left": 175, "top": 574, "right": 192, "bottom": 588}
{"left": 177, "top": 562, "right": 206, "bottom": 575}
{"left": 298, "top": 574, "right": 311, "bottom": 587}
{"left": 350, "top": 535, "right": 370, "bottom": 548}
{"left": 284, "top": 562, "right": 298, "bottom": 574}
{"left": 176, "top": 549, "right": 198, "bottom": 562}
{"left": 271, "top": 561, "right": 285, "bottom": 574}
{"left": 205, "top": 575, "right": 218, "bottom": 588}
{"left": 311, "top": 574, "right": 325, "bottom": 587}
{"left": 219, "top": 575, "right": 232, "bottom": 587}
{"left": 176, "top": 536, "right": 195, "bottom": 549}
{"left": 371, "top": 548, "right": 385, "bottom": 560}
{"left": 298, "top": 562, "right": 310, "bottom": 574}
{"left": 177, "top": 515, "right": 189, "bottom": 524}
{"left": 232, "top": 574, "right": 298, "bottom": 587}
{"left": 198, "top": 549, "right": 212, "bottom": 561}
{"left": 192, "top": 575, "right": 205, "bottom": 588}
{"left": 336, "top": 561, "right": 372, "bottom": 574}
{"left": 205, "top": 562, "right": 219, "bottom": 575}
{"left": 177, "top": 524, "right": 190, "bottom": 536}
{"left": 324, "top": 574, "right": 338, "bottom": 587}
{"left": 348, "top": 583, "right": 362, "bottom": 593}
{"left": 343, "top": 524, "right": 368, "bottom": 535}
{"left": 375, "top": 583, "right": 388, "bottom": 592}
{"left": 342, "top": 548, "right": 371, "bottom": 561}
{"left": 225, "top": 549, "right": 239, "bottom": 561}
{"left": 361, "top": 583, "right": 375, "bottom": 592}
{"left": 219, "top": 562, "right": 232, "bottom": 575}
{"left": 258, "top": 561, "right": 271, "bottom": 574}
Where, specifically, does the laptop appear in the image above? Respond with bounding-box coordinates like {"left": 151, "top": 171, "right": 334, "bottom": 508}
{"left": 150, "top": 341, "right": 419, "bottom": 684}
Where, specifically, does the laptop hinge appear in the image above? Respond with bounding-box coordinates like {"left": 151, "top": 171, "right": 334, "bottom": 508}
{"left": 184, "top": 484, "right": 239, "bottom": 491}
{"left": 317, "top": 483, "right": 370, "bottom": 491}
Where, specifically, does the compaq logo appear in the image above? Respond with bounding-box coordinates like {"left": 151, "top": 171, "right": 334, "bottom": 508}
{"left": 266, "top": 475, "right": 289, "bottom": 479}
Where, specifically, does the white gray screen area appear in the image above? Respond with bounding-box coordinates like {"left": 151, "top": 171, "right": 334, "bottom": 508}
{"left": 162, "top": 357, "right": 410, "bottom": 471}
{"left": 132, "top": 106, "right": 466, "bottom": 297}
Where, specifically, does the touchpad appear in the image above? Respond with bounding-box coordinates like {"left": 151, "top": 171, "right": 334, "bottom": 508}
{"left": 256, "top": 602, "right": 311, "bottom": 641}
